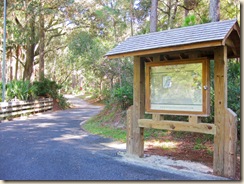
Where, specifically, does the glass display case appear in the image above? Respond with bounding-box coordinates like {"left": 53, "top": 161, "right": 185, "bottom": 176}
{"left": 145, "top": 58, "right": 210, "bottom": 116}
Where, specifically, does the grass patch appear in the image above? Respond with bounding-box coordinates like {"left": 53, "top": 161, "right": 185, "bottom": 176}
{"left": 144, "top": 129, "right": 167, "bottom": 139}
{"left": 83, "top": 119, "right": 127, "bottom": 142}
{"left": 82, "top": 105, "right": 127, "bottom": 142}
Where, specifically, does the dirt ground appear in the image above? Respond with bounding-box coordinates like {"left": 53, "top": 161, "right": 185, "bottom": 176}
{"left": 144, "top": 132, "right": 241, "bottom": 180}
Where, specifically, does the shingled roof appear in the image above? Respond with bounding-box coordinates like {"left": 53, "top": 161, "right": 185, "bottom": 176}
{"left": 105, "top": 19, "right": 240, "bottom": 59}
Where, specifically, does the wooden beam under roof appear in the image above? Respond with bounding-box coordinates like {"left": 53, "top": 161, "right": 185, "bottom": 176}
{"left": 106, "top": 40, "right": 223, "bottom": 59}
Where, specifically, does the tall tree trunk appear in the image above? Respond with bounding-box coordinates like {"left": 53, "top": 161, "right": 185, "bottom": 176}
{"left": 9, "top": 49, "right": 13, "bottom": 81}
{"left": 150, "top": 0, "right": 158, "bottom": 32}
{"left": 168, "top": 0, "right": 178, "bottom": 29}
{"left": 209, "top": 0, "right": 220, "bottom": 22}
{"left": 15, "top": 45, "right": 20, "bottom": 80}
{"left": 167, "top": 0, "right": 172, "bottom": 30}
{"left": 23, "top": 14, "right": 36, "bottom": 81}
{"left": 39, "top": 1, "right": 45, "bottom": 81}
{"left": 184, "top": 0, "right": 189, "bottom": 17}
{"left": 130, "top": 0, "right": 134, "bottom": 36}
{"left": 72, "top": 72, "right": 76, "bottom": 89}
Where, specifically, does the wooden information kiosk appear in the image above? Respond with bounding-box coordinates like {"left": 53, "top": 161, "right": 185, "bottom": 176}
{"left": 105, "top": 19, "right": 240, "bottom": 178}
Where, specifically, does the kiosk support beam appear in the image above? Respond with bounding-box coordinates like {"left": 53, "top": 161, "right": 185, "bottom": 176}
{"left": 126, "top": 56, "right": 145, "bottom": 157}
{"left": 213, "top": 46, "right": 237, "bottom": 178}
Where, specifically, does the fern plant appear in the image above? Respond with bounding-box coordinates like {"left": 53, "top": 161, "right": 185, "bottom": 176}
{"left": 6, "top": 80, "right": 37, "bottom": 101}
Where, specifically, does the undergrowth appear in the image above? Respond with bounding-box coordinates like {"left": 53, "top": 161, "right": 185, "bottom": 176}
{"left": 83, "top": 104, "right": 127, "bottom": 142}
{"left": 82, "top": 98, "right": 171, "bottom": 143}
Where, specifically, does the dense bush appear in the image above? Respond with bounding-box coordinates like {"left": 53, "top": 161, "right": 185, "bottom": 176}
{"left": 6, "top": 80, "right": 37, "bottom": 101}
{"left": 33, "top": 78, "right": 62, "bottom": 98}
{"left": 33, "top": 78, "right": 69, "bottom": 109}
{"left": 111, "top": 83, "right": 133, "bottom": 110}
{"left": 0, "top": 78, "right": 69, "bottom": 110}
{"left": 227, "top": 60, "right": 240, "bottom": 139}
{"left": 227, "top": 61, "right": 240, "bottom": 119}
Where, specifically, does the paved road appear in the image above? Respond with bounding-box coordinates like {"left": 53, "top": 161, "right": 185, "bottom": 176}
{"left": 0, "top": 95, "right": 228, "bottom": 180}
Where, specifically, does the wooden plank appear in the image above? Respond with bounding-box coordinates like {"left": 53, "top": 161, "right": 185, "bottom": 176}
{"left": 204, "top": 58, "right": 211, "bottom": 115}
{"left": 0, "top": 98, "right": 53, "bottom": 108}
{"left": 0, "top": 103, "right": 53, "bottom": 113}
{"left": 126, "top": 105, "right": 133, "bottom": 153}
{"left": 152, "top": 54, "right": 160, "bottom": 62}
{"left": 0, "top": 98, "right": 53, "bottom": 119}
{"left": 152, "top": 114, "right": 164, "bottom": 121}
{"left": 225, "top": 38, "right": 238, "bottom": 56}
{"left": 127, "top": 56, "right": 145, "bottom": 157}
{"left": 213, "top": 46, "right": 227, "bottom": 176}
{"left": 107, "top": 41, "right": 223, "bottom": 59}
{"left": 188, "top": 116, "right": 201, "bottom": 124}
{"left": 138, "top": 119, "right": 216, "bottom": 135}
{"left": 145, "top": 58, "right": 151, "bottom": 114}
{"left": 0, "top": 106, "right": 52, "bottom": 118}
{"left": 224, "top": 108, "right": 237, "bottom": 178}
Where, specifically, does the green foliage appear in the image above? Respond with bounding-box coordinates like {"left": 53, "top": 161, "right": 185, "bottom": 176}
{"left": 183, "top": 15, "right": 197, "bottom": 27}
{"left": 2, "top": 78, "right": 69, "bottom": 109}
{"left": 183, "top": 14, "right": 210, "bottom": 27}
{"left": 193, "top": 138, "right": 207, "bottom": 150}
{"left": 6, "top": 80, "right": 37, "bottom": 101}
{"left": 56, "top": 94, "right": 70, "bottom": 110}
{"left": 144, "top": 129, "right": 167, "bottom": 139}
{"left": 227, "top": 60, "right": 240, "bottom": 120}
{"left": 0, "top": 81, "right": 2, "bottom": 102}
{"left": 83, "top": 119, "right": 127, "bottom": 142}
{"left": 111, "top": 83, "right": 133, "bottom": 110}
{"left": 68, "top": 31, "right": 94, "bottom": 57}
{"left": 33, "top": 78, "right": 69, "bottom": 109}
{"left": 33, "top": 78, "right": 62, "bottom": 98}
{"left": 83, "top": 106, "right": 127, "bottom": 142}
{"left": 227, "top": 60, "right": 240, "bottom": 138}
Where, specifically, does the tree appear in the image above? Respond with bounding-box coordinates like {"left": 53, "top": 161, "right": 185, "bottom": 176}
{"left": 5, "top": 0, "right": 77, "bottom": 81}
{"left": 22, "top": 2, "right": 36, "bottom": 81}
{"left": 150, "top": 0, "right": 158, "bottom": 32}
{"left": 209, "top": 0, "right": 220, "bottom": 22}
{"left": 39, "top": 0, "right": 45, "bottom": 81}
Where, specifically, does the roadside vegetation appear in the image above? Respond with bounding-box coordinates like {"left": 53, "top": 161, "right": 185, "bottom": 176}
{"left": 0, "top": 78, "right": 69, "bottom": 110}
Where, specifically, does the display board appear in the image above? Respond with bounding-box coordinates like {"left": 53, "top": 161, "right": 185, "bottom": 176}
{"left": 145, "top": 58, "right": 210, "bottom": 115}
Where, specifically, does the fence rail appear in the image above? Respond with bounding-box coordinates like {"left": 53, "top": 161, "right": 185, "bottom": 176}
{"left": 0, "top": 98, "right": 53, "bottom": 120}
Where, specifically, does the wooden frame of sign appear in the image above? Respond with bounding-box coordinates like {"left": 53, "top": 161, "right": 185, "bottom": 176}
{"left": 145, "top": 58, "right": 210, "bottom": 116}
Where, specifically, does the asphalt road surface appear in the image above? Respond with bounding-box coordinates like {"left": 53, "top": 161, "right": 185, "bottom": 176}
{"left": 0, "top": 95, "right": 228, "bottom": 180}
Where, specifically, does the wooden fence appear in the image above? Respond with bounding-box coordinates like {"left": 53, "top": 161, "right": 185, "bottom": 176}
{"left": 0, "top": 98, "right": 53, "bottom": 120}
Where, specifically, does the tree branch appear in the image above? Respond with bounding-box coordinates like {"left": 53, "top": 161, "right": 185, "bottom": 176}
{"left": 46, "top": 32, "right": 66, "bottom": 46}
{"left": 14, "top": 16, "right": 24, "bottom": 30}
{"left": 177, "top": 4, "right": 195, "bottom": 11}
{"left": 158, "top": 7, "right": 170, "bottom": 15}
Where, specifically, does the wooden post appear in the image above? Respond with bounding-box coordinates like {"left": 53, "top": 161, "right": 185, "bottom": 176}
{"left": 213, "top": 46, "right": 227, "bottom": 176}
{"left": 126, "top": 56, "right": 145, "bottom": 157}
{"left": 224, "top": 108, "right": 237, "bottom": 178}
{"left": 126, "top": 105, "right": 133, "bottom": 154}
{"left": 213, "top": 46, "right": 237, "bottom": 178}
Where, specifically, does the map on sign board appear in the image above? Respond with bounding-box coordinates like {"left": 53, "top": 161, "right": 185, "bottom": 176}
{"left": 150, "top": 63, "right": 202, "bottom": 112}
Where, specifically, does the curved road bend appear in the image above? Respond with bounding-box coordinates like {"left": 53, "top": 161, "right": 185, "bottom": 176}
{"left": 0, "top": 95, "right": 228, "bottom": 180}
